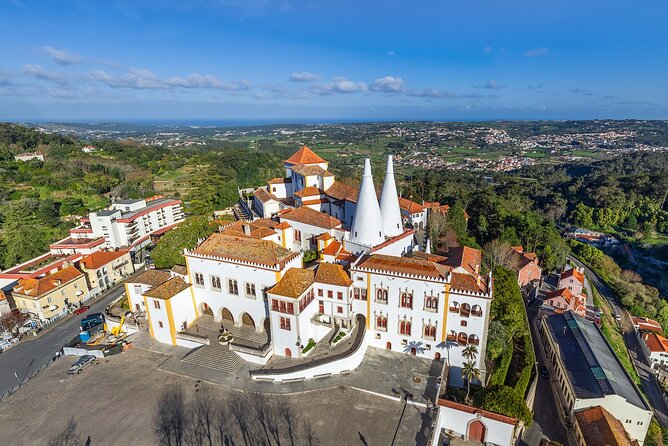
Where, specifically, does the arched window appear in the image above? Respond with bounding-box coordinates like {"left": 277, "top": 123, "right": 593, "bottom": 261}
{"left": 468, "top": 334, "right": 480, "bottom": 345}
{"left": 424, "top": 324, "right": 436, "bottom": 339}
{"left": 400, "top": 292, "right": 413, "bottom": 309}
{"left": 425, "top": 296, "right": 438, "bottom": 310}
{"left": 383, "top": 289, "right": 388, "bottom": 301}
{"left": 458, "top": 332, "right": 468, "bottom": 345}
{"left": 460, "top": 302, "right": 471, "bottom": 317}
{"left": 376, "top": 315, "right": 387, "bottom": 330}
{"left": 471, "top": 305, "right": 482, "bottom": 317}
{"left": 449, "top": 301, "right": 459, "bottom": 313}
{"left": 377, "top": 289, "right": 383, "bottom": 300}
{"left": 399, "top": 320, "right": 412, "bottom": 335}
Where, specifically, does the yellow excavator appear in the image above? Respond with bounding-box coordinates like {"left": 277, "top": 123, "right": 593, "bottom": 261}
{"left": 111, "top": 311, "right": 132, "bottom": 336}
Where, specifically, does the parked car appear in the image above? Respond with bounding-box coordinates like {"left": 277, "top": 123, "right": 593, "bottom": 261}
{"left": 67, "top": 355, "right": 97, "bottom": 375}
{"left": 73, "top": 306, "right": 90, "bottom": 315}
{"left": 540, "top": 365, "right": 550, "bottom": 379}
{"left": 0, "top": 340, "right": 12, "bottom": 352}
{"left": 17, "top": 320, "right": 38, "bottom": 334}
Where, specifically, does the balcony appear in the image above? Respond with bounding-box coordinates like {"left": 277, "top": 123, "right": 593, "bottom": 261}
{"left": 449, "top": 306, "right": 459, "bottom": 313}
{"left": 457, "top": 333, "right": 468, "bottom": 345}
{"left": 459, "top": 309, "right": 470, "bottom": 318}
{"left": 471, "top": 309, "right": 483, "bottom": 317}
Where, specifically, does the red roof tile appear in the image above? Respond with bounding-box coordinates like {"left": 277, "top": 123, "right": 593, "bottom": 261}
{"left": 284, "top": 146, "right": 327, "bottom": 165}
{"left": 280, "top": 206, "right": 341, "bottom": 229}
{"left": 13, "top": 266, "right": 84, "bottom": 297}
{"left": 80, "top": 250, "right": 129, "bottom": 270}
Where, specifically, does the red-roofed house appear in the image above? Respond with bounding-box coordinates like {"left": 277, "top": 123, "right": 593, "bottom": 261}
{"left": 642, "top": 332, "right": 668, "bottom": 369}
{"left": 559, "top": 266, "right": 586, "bottom": 296}
{"left": 509, "top": 245, "right": 542, "bottom": 287}
{"left": 432, "top": 399, "right": 519, "bottom": 446}
{"left": 632, "top": 317, "right": 663, "bottom": 333}
{"left": 79, "top": 250, "right": 134, "bottom": 295}
{"left": 544, "top": 288, "right": 587, "bottom": 318}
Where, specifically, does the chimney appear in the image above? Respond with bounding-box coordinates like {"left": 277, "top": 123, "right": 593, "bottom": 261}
{"left": 350, "top": 159, "right": 385, "bottom": 247}
{"left": 379, "top": 155, "right": 404, "bottom": 237}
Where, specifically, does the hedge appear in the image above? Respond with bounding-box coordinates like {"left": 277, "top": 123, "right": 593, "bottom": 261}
{"left": 514, "top": 332, "right": 535, "bottom": 397}
{"left": 489, "top": 344, "right": 513, "bottom": 387}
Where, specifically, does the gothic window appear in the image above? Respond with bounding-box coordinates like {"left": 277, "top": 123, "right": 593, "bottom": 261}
{"left": 399, "top": 320, "right": 412, "bottom": 336}
{"left": 400, "top": 292, "right": 413, "bottom": 309}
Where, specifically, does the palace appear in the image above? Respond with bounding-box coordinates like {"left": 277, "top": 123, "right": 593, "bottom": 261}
{"left": 141, "top": 146, "right": 493, "bottom": 381}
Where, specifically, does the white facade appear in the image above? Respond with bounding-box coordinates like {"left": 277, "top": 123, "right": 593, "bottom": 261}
{"left": 379, "top": 155, "right": 404, "bottom": 237}
{"left": 88, "top": 197, "right": 184, "bottom": 251}
{"left": 432, "top": 399, "right": 518, "bottom": 446}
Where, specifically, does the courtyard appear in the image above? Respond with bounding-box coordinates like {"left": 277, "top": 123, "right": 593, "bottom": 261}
{"left": 0, "top": 347, "right": 433, "bottom": 445}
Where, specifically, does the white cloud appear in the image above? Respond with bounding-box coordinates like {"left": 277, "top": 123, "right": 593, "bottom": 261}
{"left": 369, "top": 76, "right": 404, "bottom": 93}
{"left": 43, "top": 46, "right": 82, "bottom": 65}
{"left": 314, "top": 77, "right": 367, "bottom": 95}
{"left": 525, "top": 47, "right": 548, "bottom": 57}
{"left": 407, "top": 88, "right": 457, "bottom": 98}
{"left": 89, "top": 69, "right": 250, "bottom": 91}
{"left": 483, "top": 46, "right": 492, "bottom": 54}
{"left": 290, "top": 71, "right": 321, "bottom": 82}
{"left": 23, "top": 64, "right": 71, "bottom": 85}
{"left": 476, "top": 80, "right": 504, "bottom": 90}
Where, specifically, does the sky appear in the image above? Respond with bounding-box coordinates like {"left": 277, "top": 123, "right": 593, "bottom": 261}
{"left": 0, "top": 0, "right": 667, "bottom": 122}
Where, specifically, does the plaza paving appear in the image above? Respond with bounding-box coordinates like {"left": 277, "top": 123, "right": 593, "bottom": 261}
{"left": 0, "top": 348, "right": 432, "bottom": 445}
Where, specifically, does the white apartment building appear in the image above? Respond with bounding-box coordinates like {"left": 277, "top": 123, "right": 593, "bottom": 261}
{"left": 540, "top": 311, "right": 652, "bottom": 444}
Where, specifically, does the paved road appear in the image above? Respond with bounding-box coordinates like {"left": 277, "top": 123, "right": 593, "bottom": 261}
{"left": 0, "top": 285, "right": 125, "bottom": 398}
{"left": 568, "top": 255, "right": 668, "bottom": 428}
{"left": 523, "top": 298, "right": 570, "bottom": 446}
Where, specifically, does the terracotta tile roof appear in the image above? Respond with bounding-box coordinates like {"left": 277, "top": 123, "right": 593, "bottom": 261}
{"left": 250, "top": 227, "right": 276, "bottom": 239}
{"left": 274, "top": 222, "right": 291, "bottom": 230}
{"left": 290, "top": 163, "right": 332, "bottom": 177}
{"left": 398, "top": 197, "right": 425, "bottom": 214}
{"left": 355, "top": 254, "right": 450, "bottom": 280}
{"left": 13, "top": 266, "right": 84, "bottom": 297}
{"left": 574, "top": 406, "right": 637, "bottom": 446}
{"left": 280, "top": 206, "right": 341, "bottom": 229}
{"left": 423, "top": 202, "right": 469, "bottom": 218}
{"left": 644, "top": 332, "right": 668, "bottom": 353}
{"left": 268, "top": 268, "right": 314, "bottom": 299}
{"left": 253, "top": 187, "right": 277, "bottom": 204}
{"left": 443, "top": 246, "right": 482, "bottom": 275}
{"left": 250, "top": 218, "right": 279, "bottom": 228}
{"left": 294, "top": 186, "right": 322, "bottom": 198}
{"left": 268, "top": 177, "right": 292, "bottom": 184}
{"left": 450, "top": 272, "right": 489, "bottom": 294}
{"left": 220, "top": 221, "right": 247, "bottom": 236}
{"left": 325, "top": 180, "right": 359, "bottom": 202}
{"left": 632, "top": 317, "right": 663, "bottom": 333}
{"left": 315, "top": 262, "right": 353, "bottom": 287}
{"left": 315, "top": 233, "right": 334, "bottom": 241}
{"left": 410, "top": 251, "right": 448, "bottom": 263}
{"left": 321, "top": 240, "right": 342, "bottom": 256}
{"left": 561, "top": 267, "right": 585, "bottom": 285}
{"left": 131, "top": 269, "right": 172, "bottom": 287}
{"left": 80, "top": 250, "right": 129, "bottom": 270}
{"left": 301, "top": 198, "right": 329, "bottom": 206}
{"left": 143, "top": 277, "right": 191, "bottom": 300}
{"left": 437, "top": 399, "right": 518, "bottom": 426}
{"left": 509, "top": 248, "right": 538, "bottom": 270}
{"left": 546, "top": 287, "right": 575, "bottom": 301}
{"left": 170, "top": 265, "right": 188, "bottom": 275}
{"left": 192, "top": 233, "right": 297, "bottom": 267}
{"left": 284, "top": 146, "right": 326, "bottom": 165}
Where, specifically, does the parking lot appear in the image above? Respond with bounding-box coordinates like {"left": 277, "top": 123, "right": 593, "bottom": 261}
{"left": 0, "top": 348, "right": 430, "bottom": 445}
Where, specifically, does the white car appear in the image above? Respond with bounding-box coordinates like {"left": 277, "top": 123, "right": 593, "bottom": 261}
{"left": 0, "top": 340, "right": 12, "bottom": 352}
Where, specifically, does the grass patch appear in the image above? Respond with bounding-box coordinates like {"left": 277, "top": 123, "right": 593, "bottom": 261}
{"left": 302, "top": 338, "right": 316, "bottom": 354}
{"left": 331, "top": 331, "right": 346, "bottom": 344}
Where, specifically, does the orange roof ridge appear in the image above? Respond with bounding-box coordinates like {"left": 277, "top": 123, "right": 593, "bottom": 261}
{"left": 284, "top": 146, "right": 326, "bottom": 165}
{"left": 268, "top": 268, "right": 314, "bottom": 298}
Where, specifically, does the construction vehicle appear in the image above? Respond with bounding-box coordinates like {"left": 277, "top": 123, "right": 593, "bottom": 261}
{"left": 110, "top": 311, "right": 132, "bottom": 336}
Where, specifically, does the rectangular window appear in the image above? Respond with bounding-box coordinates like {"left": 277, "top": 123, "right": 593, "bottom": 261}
{"left": 158, "top": 321, "right": 163, "bottom": 328}
{"left": 47, "top": 297, "right": 52, "bottom": 303}
{"left": 337, "top": 292, "right": 343, "bottom": 300}
{"left": 154, "top": 300, "right": 161, "bottom": 309}
{"left": 294, "top": 229, "right": 301, "bottom": 241}
{"left": 194, "top": 273, "right": 204, "bottom": 286}
{"left": 280, "top": 317, "right": 291, "bottom": 331}
{"left": 245, "top": 282, "right": 256, "bottom": 298}
{"left": 134, "top": 285, "right": 142, "bottom": 293}
{"left": 318, "top": 288, "right": 323, "bottom": 297}
{"left": 327, "top": 290, "right": 333, "bottom": 299}
{"left": 211, "top": 275, "right": 222, "bottom": 291}
{"left": 287, "top": 302, "right": 294, "bottom": 314}
{"left": 337, "top": 306, "right": 343, "bottom": 314}
{"left": 228, "top": 279, "right": 239, "bottom": 295}
{"left": 461, "top": 320, "right": 467, "bottom": 327}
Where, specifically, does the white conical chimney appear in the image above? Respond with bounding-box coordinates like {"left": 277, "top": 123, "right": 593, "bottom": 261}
{"left": 379, "top": 155, "right": 403, "bottom": 237}
{"left": 425, "top": 238, "right": 431, "bottom": 254}
{"left": 350, "top": 158, "right": 385, "bottom": 246}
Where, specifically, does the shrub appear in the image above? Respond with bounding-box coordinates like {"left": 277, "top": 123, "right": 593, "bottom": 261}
{"left": 474, "top": 385, "right": 532, "bottom": 426}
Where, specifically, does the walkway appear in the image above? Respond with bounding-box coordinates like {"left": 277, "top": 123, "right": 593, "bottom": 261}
{"left": 182, "top": 314, "right": 269, "bottom": 348}
{"left": 181, "top": 345, "right": 244, "bottom": 374}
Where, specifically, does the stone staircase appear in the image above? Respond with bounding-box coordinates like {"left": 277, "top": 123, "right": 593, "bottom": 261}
{"left": 181, "top": 345, "right": 244, "bottom": 374}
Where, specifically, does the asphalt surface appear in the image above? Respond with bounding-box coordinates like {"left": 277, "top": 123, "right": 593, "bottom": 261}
{"left": 0, "top": 284, "right": 125, "bottom": 398}
{"left": 568, "top": 255, "right": 668, "bottom": 428}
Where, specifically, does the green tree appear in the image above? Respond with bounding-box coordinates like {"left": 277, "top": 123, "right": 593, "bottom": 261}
{"left": 475, "top": 385, "right": 532, "bottom": 426}
{"left": 461, "top": 360, "right": 481, "bottom": 404}
{"left": 571, "top": 203, "right": 594, "bottom": 228}
{"left": 151, "top": 216, "right": 217, "bottom": 268}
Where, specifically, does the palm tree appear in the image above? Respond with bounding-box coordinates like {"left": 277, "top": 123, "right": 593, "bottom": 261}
{"left": 461, "top": 360, "right": 481, "bottom": 404}
{"left": 462, "top": 344, "right": 478, "bottom": 362}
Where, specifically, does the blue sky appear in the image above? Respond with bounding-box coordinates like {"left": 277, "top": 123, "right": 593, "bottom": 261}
{"left": 1, "top": 0, "right": 667, "bottom": 121}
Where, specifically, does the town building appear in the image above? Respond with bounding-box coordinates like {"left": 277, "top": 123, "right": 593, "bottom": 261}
{"left": 509, "top": 245, "right": 541, "bottom": 287}
{"left": 574, "top": 405, "right": 639, "bottom": 446}
{"left": 543, "top": 288, "right": 586, "bottom": 318}
{"left": 79, "top": 250, "right": 134, "bottom": 296}
{"left": 559, "top": 266, "right": 586, "bottom": 296}
{"left": 124, "top": 269, "right": 173, "bottom": 313}
{"left": 12, "top": 266, "right": 90, "bottom": 322}
{"left": 632, "top": 316, "right": 663, "bottom": 333}
{"left": 431, "top": 399, "right": 519, "bottom": 446}
{"left": 143, "top": 277, "right": 196, "bottom": 345}
{"left": 14, "top": 152, "right": 45, "bottom": 162}
{"left": 640, "top": 332, "right": 668, "bottom": 370}
{"left": 539, "top": 311, "right": 652, "bottom": 444}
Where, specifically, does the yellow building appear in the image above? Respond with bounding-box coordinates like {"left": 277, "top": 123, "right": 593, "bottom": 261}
{"left": 79, "top": 250, "right": 134, "bottom": 295}
{"left": 12, "top": 266, "right": 90, "bottom": 321}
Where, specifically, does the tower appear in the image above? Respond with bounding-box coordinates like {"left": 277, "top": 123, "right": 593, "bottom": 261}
{"left": 379, "top": 154, "right": 404, "bottom": 237}
{"left": 350, "top": 158, "right": 385, "bottom": 246}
